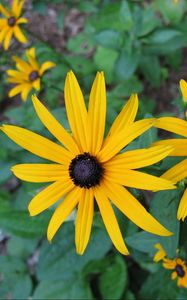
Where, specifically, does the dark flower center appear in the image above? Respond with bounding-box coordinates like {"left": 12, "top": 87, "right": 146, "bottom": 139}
{"left": 69, "top": 152, "right": 103, "bottom": 188}
{"left": 29, "top": 70, "right": 39, "bottom": 82}
{"left": 8, "top": 16, "right": 16, "bottom": 27}
{"left": 175, "top": 264, "right": 185, "bottom": 277}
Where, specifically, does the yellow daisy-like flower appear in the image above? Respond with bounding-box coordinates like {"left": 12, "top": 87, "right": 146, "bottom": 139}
{"left": 163, "top": 258, "right": 187, "bottom": 288}
{"left": 154, "top": 115, "right": 187, "bottom": 221}
{"left": 153, "top": 243, "right": 167, "bottom": 262}
{"left": 0, "top": 0, "right": 28, "bottom": 50}
{"left": 1, "top": 71, "right": 175, "bottom": 255}
{"left": 7, "top": 48, "right": 56, "bottom": 102}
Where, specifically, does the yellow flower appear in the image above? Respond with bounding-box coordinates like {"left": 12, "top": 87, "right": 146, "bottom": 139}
{"left": 154, "top": 116, "right": 187, "bottom": 221}
{"left": 173, "top": 0, "right": 179, "bottom": 3}
{"left": 163, "top": 258, "right": 187, "bottom": 288}
{"left": 153, "top": 243, "right": 167, "bottom": 262}
{"left": 0, "top": 0, "right": 28, "bottom": 50}
{"left": 7, "top": 48, "right": 56, "bottom": 102}
{"left": 0, "top": 71, "right": 175, "bottom": 255}
{"left": 180, "top": 79, "right": 187, "bottom": 103}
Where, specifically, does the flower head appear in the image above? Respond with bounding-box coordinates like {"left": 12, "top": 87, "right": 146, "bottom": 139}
{"left": 153, "top": 243, "right": 167, "bottom": 262}
{"left": 163, "top": 258, "right": 187, "bottom": 288}
{"left": 0, "top": 0, "right": 28, "bottom": 50}
{"left": 7, "top": 48, "right": 56, "bottom": 101}
{"left": 1, "top": 71, "right": 175, "bottom": 255}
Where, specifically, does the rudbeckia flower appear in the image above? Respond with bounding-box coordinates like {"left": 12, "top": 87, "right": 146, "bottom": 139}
{"left": 1, "top": 71, "right": 175, "bottom": 255}
{"left": 154, "top": 115, "right": 187, "bottom": 221}
{"left": 163, "top": 258, "right": 187, "bottom": 288}
{"left": 153, "top": 243, "right": 167, "bottom": 262}
{"left": 7, "top": 48, "right": 56, "bottom": 101}
{"left": 0, "top": 0, "right": 28, "bottom": 50}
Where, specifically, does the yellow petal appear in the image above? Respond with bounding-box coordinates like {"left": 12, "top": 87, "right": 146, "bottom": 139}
{"left": 32, "top": 95, "right": 79, "bottom": 155}
{"left": 88, "top": 72, "right": 106, "bottom": 155}
{"left": 32, "top": 78, "right": 40, "bottom": 91}
{"left": 16, "top": 17, "right": 28, "bottom": 24}
{"left": 163, "top": 258, "right": 176, "bottom": 270}
{"left": 26, "top": 47, "right": 36, "bottom": 58}
{"left": 75, "top": 188, "right": 94, "bottom": 255}
{"left": 28, "top": 179, "right": 74, "bottom": 216}
{"left": 12, "top": 163, "right": 68, "bottom": 182}
{"left": 107, "top": 94, "right": 138, "bottom": 137}
{"left": 0, "top": 26, "right": 9, "bottom": 43}
{"left": 12, "top": 56, "right": 31, "bottom": 73}
{"left": 39, "top": 61, "right": 56, "bottom": 76}
{"left": 47, "top": 187, "right": 80, "bottom": 242}
{"left": 14, "top": 25, "right": 27, "bottom": 44}
{"left": 161, "top": 159, "right": 187, "bottom": 183}
{"left": 171, "top": 272, "right": 177, "bottom": 280}
{"left": 98, "top": 119, "right": 155, "bottom": 162}
{"left": 104, "top": 169, "right": 175, "bottom": 191}
{"left": 0, "top": 4, "right": 10, "bottom": 17}
{"left": 153, "top": 243, "right": 166, "bottom": 262}
{"left": 104, "top": 145, "right": 173, "bottom": 170}
{"left": 4, "top": 27, "right": 13, "bottom": 50}
{"left": 153, "top": 139, "right": 187, "bottom": 156}
{"left": 8, "top": 84, "right": 25, "bottom": 98}
{"left": 64, "top": 71, "right": 89, "bottom": 152}
{"left": 103, "top": 180, "right": 172, "bottom": 236}
{"left": 1, "top": 125, "right": 73, "bottom": 164}
{"left": 177, "top": 188, "right": 187, "bottom": 221}
{"left": 27, "top": 51, "right": 39, "bottom": 70}
{"left": 21, "top": 83, "right": 32, "bottom": 101}
{"left": 7, "top": 69, "right": 28, "bottom": 80}
{"left": 0, "top": 19, "right": 7, "bottom": 29}
{"left": 180, "top": 79, "right": 187, "bottom": 103}
{"left": 94, "top": 186, "right": 129, "bottom": 255}
{"left": 12, "top": 0, "right": 24, "bottom": 18}
{"left": 155, "top": 117, "right": 187, "bottom": 138}
{"left": 7, "top": 77, "right": 23, "bottom": 84}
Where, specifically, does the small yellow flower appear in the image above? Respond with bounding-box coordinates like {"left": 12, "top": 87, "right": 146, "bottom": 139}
{"left": 173, "top": 0, "right": 179, "bottom": 3}
{"left": 1, "top": 71, "right": 175, "bottom": 255}
{"left": 153, "top": 243, "right": 167, "bottom": 262}
{"left": 180, "top": 79, "right": 187, "bottom": 103}
{"left": 163, "top": 258, "right": 187, "bottom": 288}
{"left": 154, "top": 114, "right": 187, "bottom": 221}
{"left": 7, "top": 48, "right": 56, "bottom": 101}
{"left": 0, "top": 0, "right": 28, "bottom": 50}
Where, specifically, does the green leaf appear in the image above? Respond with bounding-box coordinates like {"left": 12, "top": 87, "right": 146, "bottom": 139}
{"left": 155, "top": 0, "right": 186, "bottom": 24}
{"left": 67, "top": 33, "right": 94, "bottom": 55}
{"left": 0, "top": 256, "right": 32, "bottom": 299}
{"left": 150, "top": 190, "right": 180, "bottom": 257}
{"left": 137, "top": 7, "right": 160, "bottom": 37}
{"left": 33, "top": 277, "right": 92, "bottom": 300}
{"left": 139, "top": 55, "right": 161, "bottom": 87}
{"left": 99, "top": 255, "right": 128, "bottom": 300}
{"left": 115, "top": 48, "right": 140, "bottom": 81}
{"left": 37, "top": 223, "right": 111, "bottom": 281}
{"left": 94, "top": 30, "right": 123, "bottom": 50}
{"left": 148, "top": 29, "right": 182, "bottom": 44}
{"left": 126, "top": 232, "right": 159, "bottom": 255}
{"left": 94, "top": 46, "right": 118, "bottom": 83}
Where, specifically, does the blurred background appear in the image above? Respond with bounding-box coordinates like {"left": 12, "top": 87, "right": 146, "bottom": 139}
{"left": 0, "top": 0, "right": 187, "bottom": 299}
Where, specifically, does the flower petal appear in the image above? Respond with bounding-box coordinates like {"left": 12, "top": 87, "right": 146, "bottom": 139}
{"left": 3, "top": 27, "right": 13, "bottom": 50}
{"left": 12, "top": 56, "right": 31, "bottom": 73}
{"left": 107, "top": 93, "right": 138, "bottom": 137}
{"left": 102, "top": 180, "right": 172, "bottom": 236}
{"left": 180, "top": 79, "right": 187, "bottom": 102}
{"left": 75, "top": 188, "right": 94, "bottom": 255}
{"left": 153, "top": 139, "right": 187, "bottom": 156}
{"left": 32, "top": 78, "right": 40, "bottom": 91}
{"left": 163, "top": 258, "right": 176, "bottom": 269}
{"left": 0, "top": 26, "right": 9, "bottom": 43}
{"left": 47, "top": 187, "right": 80, "bottom": 242}
{"left": 0, "top": 19, "right": 7, "bottom": 29}
{"left": 8, "top": 84, "right": 25, "bottom": 98}
{"left": 16, "top": 17, "right": 28, "bottom": 24}
{"left": 104, "top": 145, "right": 173, "bottom": 170}
{"left": 64, "top": 71, "right": 89, "bottom": 152}
{"left": 7, "top": 69, "right": 28, "bottom": 80}
{"left": 98, "top": 119, "right": 155, "bottom": 162}
{"left": 94, "top": 186, "right": 129, "bottom": 255}
{"left": 0, "top": 4, "right": 10, "bottom": 17}
{"left": 153, "top": 243, "right": 166, "bottom": 262}
{"left": 177, "top": 188, "right": 187, "bottom": 221}
{"left": 88, "top": 72, "right": 106, "bottom": 155}
{"left": 28, "top": 179, "right": 74, "bottom": 216}
{"left": 21, "top": 83, "right": 32, "bottom": 101}
{"left": 0, "top": 125, "right": 73, "bottom": 164}
{"left": 12, "top": 163, "right": 68, "bottom": 182}
{"left": 14, "top": 25, "right": 27, "bottom": 43}
{"left": 155, "top": 117, "right": 187, "bottom": 138}
{"left": 105, "top": 169, "right": 175, "bottom": 191}
{"left": 161, "top": 159, "right": 187, "bottom": 183}
{"left": 32, "top": 95, "right": 79, "bottom": 155}
{"left": 39, "top": 61, "right": 56, "bottom": 76}
{"left": 12, "top": 0, "right": 24, "bottom": 18}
